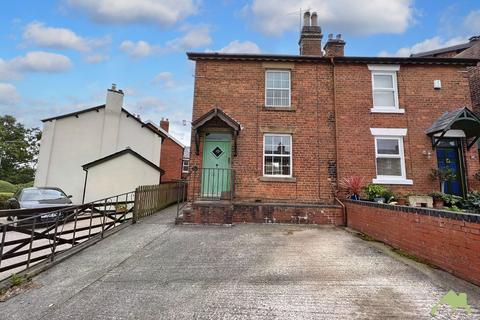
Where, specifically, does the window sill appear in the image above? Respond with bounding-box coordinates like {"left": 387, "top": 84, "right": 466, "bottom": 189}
{"left": 259, "top": 176, "right": 297, "bottom": 183}
{"left": 263, "top": 106, "right": 296, "bottom": 112}
{"left": 372, "top": 178, "right": 413, "bottom": 185}
{"left": 370, "top": 108, "right": 405, "bottom": 114}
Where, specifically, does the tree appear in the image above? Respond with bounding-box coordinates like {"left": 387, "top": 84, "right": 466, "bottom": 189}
{"left": 0, "top": 115, "right": 41, "bottom": 184}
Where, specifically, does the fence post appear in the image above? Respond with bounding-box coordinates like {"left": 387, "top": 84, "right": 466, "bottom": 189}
{"left": 133, "top": 187, "right": 139, "bottom": 224}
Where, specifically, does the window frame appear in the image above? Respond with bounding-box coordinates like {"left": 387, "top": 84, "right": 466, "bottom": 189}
{"left": 182, "top": 159, "right": 189, "bottom": 173}
{"left": 374, "top": 136, "right": 405, "bottom": 180}
{"left": 370, "top": 128, "right": 412, "bottom": 185}
{"left": 265, "top": 69, "right": 291, "bottom": 108}
{"left": 262, "top": 133, "right": 293, "bottom": 178}
{"left": 368, "top": 64, "right": 403, "bottom": 114}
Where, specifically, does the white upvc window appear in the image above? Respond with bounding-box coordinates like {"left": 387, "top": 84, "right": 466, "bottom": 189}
{"left": 265, "top": 70, "right": 291, "bottom": 107}
{"left": 263, "top": 134, "right": 292, "bottom": 177}
{"left": 182, "top": 159, "right": 189, "bottom": 173}
{"left": 370, "top": 128, "right": 412, "bottom": 185}
{"left": 368, "top": 65, "right": 404, "bottom": 114}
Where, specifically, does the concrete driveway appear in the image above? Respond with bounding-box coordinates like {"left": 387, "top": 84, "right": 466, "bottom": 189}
{"left": 2, "top": 205, "right": 479, "bottom": 320}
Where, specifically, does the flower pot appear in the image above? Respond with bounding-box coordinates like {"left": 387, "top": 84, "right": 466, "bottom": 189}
{"left": 433, "top": 198, "right": 444, "bottom": 209}
{"left": 397, "top": 198, "right": 407, "bottom": 206}
{"left": 349, "top": 194, "right": 360, "bottom": 200}
{"left": 373, "top": 197, "right": 385, "bottom": 203}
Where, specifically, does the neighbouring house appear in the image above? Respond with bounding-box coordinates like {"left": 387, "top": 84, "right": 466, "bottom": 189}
{"left": 411, "top": 35, "right": 480, "bottom": 119}
{"left": 181, "top": 11, "right": 480, "bottom": 225}
{"left": 158, "top": 118, "right": 186, "bottom": 182}
{"left": 34, "top": 85, "right": 167, "bottom": 204}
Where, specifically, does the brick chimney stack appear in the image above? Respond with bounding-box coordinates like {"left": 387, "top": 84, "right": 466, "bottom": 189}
{"left": 324, "top": 34, "right": 346, "bottom": 57}
{"left": 160, "top": 118, "right": 169, "bottom": 132}
{"left": 299, "top": 11, "right": 323, "bottom": 56}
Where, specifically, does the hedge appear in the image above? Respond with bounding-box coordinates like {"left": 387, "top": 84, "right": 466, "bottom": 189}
{"left": 0, "top": 192, "right": 13, "bottom": 209}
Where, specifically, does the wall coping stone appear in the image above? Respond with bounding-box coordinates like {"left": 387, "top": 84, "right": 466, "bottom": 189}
{"left": 345, "top": 199, "right": 480, "bottom": 224}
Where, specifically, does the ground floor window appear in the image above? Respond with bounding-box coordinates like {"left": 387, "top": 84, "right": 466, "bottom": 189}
{"left": 375, "top": 137, "right": 404, "bottom": 177}
{"left": 370, "top": 128, "right": 412, "bottom": 185}
{"left": 263, "top": 134, "right": 292, "bottom": 177}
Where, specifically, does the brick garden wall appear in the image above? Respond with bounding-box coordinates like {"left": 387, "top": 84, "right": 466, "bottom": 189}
{"left": 346, "top": 200, "right": 480, "bottom": 286}
{"left": 183, "top": 202, "right": 344, "bottom": 225}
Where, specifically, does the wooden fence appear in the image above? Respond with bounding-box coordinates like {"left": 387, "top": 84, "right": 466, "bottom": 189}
{"left": 133, "top": 182, "right": 185, "bottom": 221}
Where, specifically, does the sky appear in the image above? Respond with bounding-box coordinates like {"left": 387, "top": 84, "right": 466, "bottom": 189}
{"left": 0, "top": 0, "right": 479, "bottom": 145}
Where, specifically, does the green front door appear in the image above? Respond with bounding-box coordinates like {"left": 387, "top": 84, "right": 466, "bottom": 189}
{"left": 202, "top": 133, "right": 232, "bottom": 198}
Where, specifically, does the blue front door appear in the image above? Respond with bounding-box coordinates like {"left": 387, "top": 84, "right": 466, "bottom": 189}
{"left": 436, "top": 144, "right": 464, "bottom": 196}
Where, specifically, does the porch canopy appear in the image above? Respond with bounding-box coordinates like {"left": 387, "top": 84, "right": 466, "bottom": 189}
{"left": 426, "top": 107, "right": 480, "bottom": 149}
{"left": 191, "top": 107, "right": 241, "bottom": 155}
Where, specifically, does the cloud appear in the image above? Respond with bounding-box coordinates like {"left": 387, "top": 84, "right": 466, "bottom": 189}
{"left": 132, "top": 96, "right": 167, "bottom": 115}
{"left": 23, "top": 21, "right": 109, "bottom": 52}
{"left": 120, "top": 25, "right": 211, "bottom": 58}
{"left": 211, "top": 40, "right": 261, "bottom": 54}
{"left": 66, "top": 0, "right": 199, "bottom": 26}
{"left": 0, "top": 83, "right": 20, "bottom": 106}
{"left": 166, "top": 25, "right": 212, "bottom": 51}
{"left": 120, "top": 40, "right": 159, "bottom": 58}
{"left": 84, "top": 53, "right": 109, "bottom": 63}
{"left": 379, "top": 36, "right": 468, "bottom": 57}
{"left": 242, "top": 0, "right": 414, "bottom": 36}
{"left": 0, "top": 51, "right": 72, "bottom": 80}
{"left": 463, "top": 10, "right": 480, "bottom": 34}
{"left": 153, "top": 71, "right": 176, "bottom": 88}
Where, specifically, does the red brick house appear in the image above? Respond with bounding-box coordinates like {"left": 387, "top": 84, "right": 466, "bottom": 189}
{"left": 181, "top": 11, "right": 480, "bottom": 225}
{"left": 411, "top": 35, "right": 480, "bottom": 117}
{"left": 158, "top": 118, "right": 186, "bottom": 182}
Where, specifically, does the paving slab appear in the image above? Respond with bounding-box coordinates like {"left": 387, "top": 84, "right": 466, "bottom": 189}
{"left": 1, "top": 205, "right": 479, "bottom": 319}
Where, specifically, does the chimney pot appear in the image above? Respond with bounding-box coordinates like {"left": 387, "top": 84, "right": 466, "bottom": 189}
{"left": 328, "top": 33, "right": 333, "bottom": 40}
{"left": 299, "top": 10, "right": 323, "bottom": 55}
{"left": 111, "top": 83, "right": 116, "bottom": 91}
{"left": 303, "top": 11, "right": 311, "bottom": 27}
{"left": 160, "top": 118, "right": 170, "bottom": 132}
{"left": 336, "top": 34, "right": 342, "bottom": 39}
{"left": 311, "top": 12, "right": 318, "bottom": 27}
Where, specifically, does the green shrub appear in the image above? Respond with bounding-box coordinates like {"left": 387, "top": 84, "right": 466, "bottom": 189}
{"left": 0, "top": 180, "right": 16, "bottom": 193}
{"left": 428, "top": 192, "right": 447, "bottom": 200}
{"left": 15, "top": 181, "right": 33, "bottom": 190}
{"left": 0, "top": 192, "right": 14, "bottom": 209}
{"left": 442, "top": 194, "right": 462, "bottom": 207}
{"left": 0, "top": 180, "right": 33, "bottom": 194}
{"left": 460, "top": 191, "right": 480, "bottom": 212}
{"left": 363, "top": 184, "right": 389, "bottom": 201}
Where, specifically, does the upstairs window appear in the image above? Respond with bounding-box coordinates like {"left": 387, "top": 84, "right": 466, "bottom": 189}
{"left": 368, "top": 65, "right": 403, "bottom": 113}
{"left": 182, "top": 159, "right": 189, "bottom": 173}
{"left": 265, "top": 70, "right": 291, "bottom": 107}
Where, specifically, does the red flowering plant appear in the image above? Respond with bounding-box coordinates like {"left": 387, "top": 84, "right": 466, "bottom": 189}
{"left": 338, "top": 176, "right": 365, "bottom": 200}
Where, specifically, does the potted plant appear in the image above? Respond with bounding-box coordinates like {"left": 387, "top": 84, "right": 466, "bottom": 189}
{"left": 338, "top": 176, "right": 365, "bottom": 200}
{"left": 429, "top": 168, "right": 456, "bottom": 193}
{"left": 363, "top": 184, "right": 388, "bottom": 203}
{"left": 429, "top": 192, "right": 446, "bottom": 209}
{"left": 396, "top": 193, "right": 407, "bottom": 206}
